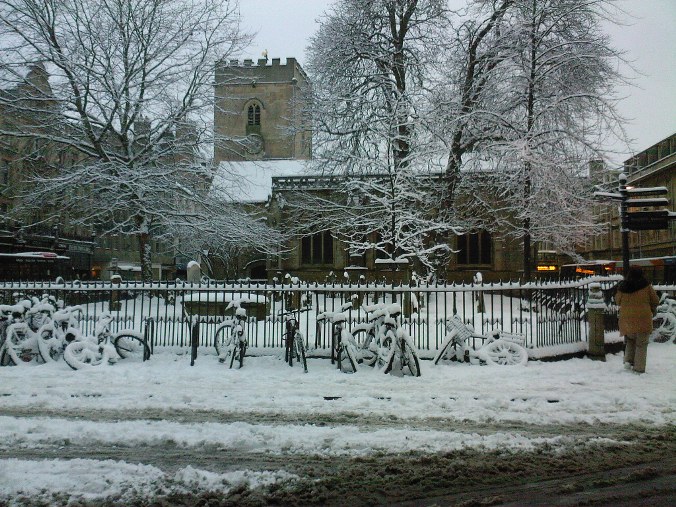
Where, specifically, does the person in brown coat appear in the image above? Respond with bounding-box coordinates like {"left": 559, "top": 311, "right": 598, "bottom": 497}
{"left": 615, "top": 267, "right": 659, "bottom": 373}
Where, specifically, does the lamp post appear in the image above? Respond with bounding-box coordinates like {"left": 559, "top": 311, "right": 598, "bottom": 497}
{"left": 618, "top": 173, "right": 630, "bottom": 275}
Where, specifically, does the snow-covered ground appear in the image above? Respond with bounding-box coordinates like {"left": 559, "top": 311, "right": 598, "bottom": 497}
{"left": 0, "top": 339, "right": 674, "bottom": 504}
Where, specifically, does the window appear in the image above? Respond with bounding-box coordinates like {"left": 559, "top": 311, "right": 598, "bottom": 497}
{"left": 246, "top": 104, "right": 262, "bottom": 136}
{"left": 301, "top": 231, "right": 334, "bottom": 265}
{"left": 247, "top": 104, "right": 260, "bottom": 125}
{"left": 457, "top": 231, "right": 492, "bottom": 265}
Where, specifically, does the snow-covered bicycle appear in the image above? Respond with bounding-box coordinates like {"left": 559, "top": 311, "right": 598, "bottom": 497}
{"left": 282, "top": 311, "right": 308, "bottom": 373}
{"left": 434, "top": 314, "right": 529, "bottom": 366}
{"left": 318, "top": 302, "right": 359, "bottom": 374}
{"left": 352, "top": 302, "right": 421, "bottom": 377}
{"left": 63, "top": 312, "right": 150, "bottom": 370}
{"left": 31, "top": 305, "right": 84, "bottom": 363}
{"left": 214, "top": 305, "right": 248, "bottom": 369}
{"left": 0, "top": 299, "right": 58, "bottom": 366}
{"left": 652, "top": 293, "right": 676, "bottom": 343}
{"left": 350, "top": 302, "right": 392, "bottom": 368}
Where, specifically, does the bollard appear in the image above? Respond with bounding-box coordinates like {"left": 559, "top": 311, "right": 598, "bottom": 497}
{"left": 586, "top": 283, "right": 607, "bottom": 361}
{"left": 186, "top": 261, "right": 200, "bottom": 365}
{"left": 190, "top": 319, "right": 199, "bottom": 366}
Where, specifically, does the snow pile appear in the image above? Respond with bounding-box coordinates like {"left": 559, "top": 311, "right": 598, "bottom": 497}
{"left": 0, "top": 340, "right": 674, "bottom": 503}
{"left": 1, "top": 459, "right": 297, "bottom": 503}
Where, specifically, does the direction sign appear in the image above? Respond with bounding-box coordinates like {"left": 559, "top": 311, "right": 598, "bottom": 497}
{"left": 626, "top": 210, "right": 674, "bottom": 231}
{"left": 626, "top": 186, "right": 668, "bottom": 196}
{"left": 593, "top": 190, "right": 623, "bottom": 201}
{"left": 625, "top": 197, "right": 670, "bottom": 207}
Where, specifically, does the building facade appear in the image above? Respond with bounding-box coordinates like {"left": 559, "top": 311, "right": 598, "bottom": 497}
{"left": 0, "top": 65, "right": 95, "bottom": 280}
{"left": 212, "top": 58, "right": 545, "bottom": 284}
{"left": 0, "top": 66, "right": 182, "bottom": 281}
{"left": 581, "top": 133, "right": 676, "bottom": 262}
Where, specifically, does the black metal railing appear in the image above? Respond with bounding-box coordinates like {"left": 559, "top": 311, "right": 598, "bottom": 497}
{"left": 2, "top": 276, "right": 651, "bottom": 357}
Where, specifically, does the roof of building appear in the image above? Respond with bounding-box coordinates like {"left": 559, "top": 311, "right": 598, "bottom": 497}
{"left": 213, "top": 159, "right": 310, "bottom": 202}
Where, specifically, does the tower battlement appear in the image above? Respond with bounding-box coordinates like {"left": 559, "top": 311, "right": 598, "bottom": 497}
{"left": 214, "top": 56, "right": 311, "bottom": 162}
{"left": 224, "top": 57, "right": 296, "bottom": 68}
{"left": 216, "top": 57, "right": 308, "bottom": 84}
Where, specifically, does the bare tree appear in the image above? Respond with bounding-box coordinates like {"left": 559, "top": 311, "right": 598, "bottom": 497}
{"left": 0, "top": 0, "right": 281, "bottom": 280}
{"left": 301, "top": 0, "right": 459, "bottom": 273}
{"left": 448, "top": 0, "right": 629, "bottom": 279}
{"left": 428, "top": 0, "right": 513, "bottom": 198}
{"left": 307, "top": 0, "right": 450, "bottom": 173}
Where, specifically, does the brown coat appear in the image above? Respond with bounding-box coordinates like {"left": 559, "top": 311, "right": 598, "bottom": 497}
{"left": 616, "top": 285, "right": 659, "bottom": 336}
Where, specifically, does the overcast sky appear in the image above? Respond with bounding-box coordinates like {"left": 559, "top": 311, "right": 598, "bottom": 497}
{"left": 238, "top": 0, "right": 676, "bottom": 166}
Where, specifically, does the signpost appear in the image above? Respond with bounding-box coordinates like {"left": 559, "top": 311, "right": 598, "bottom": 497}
{"left": 626, "top": 210, "right": 670, "bottom": 231}
{"left": 594, "top": 173, "right": 675, "bottom": 274}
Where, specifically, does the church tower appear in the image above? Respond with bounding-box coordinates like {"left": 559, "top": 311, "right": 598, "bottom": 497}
{"left": 214, "top": 57, "right": 312, "bottom": 162}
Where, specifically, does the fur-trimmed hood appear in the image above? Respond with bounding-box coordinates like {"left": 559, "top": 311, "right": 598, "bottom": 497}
{"left": 617, "top": 278, "right": 650, "bottom": 294}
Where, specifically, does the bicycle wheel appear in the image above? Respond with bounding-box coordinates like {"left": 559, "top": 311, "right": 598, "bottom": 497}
{"left": 402, "top": 342, "right": 421, "bottom": 377}
{"left": 481, "top": 340, "right": 528, "bottom": 366}
{"left": 653, "top": 313, "right": 676, "bottom": 342}
{"left": 37, "top": 329, "right": 62, "bottom": 363}
{"left": 64, "top": 341, "right": 103, "bottom": 370}
{"left": 214, "top": 322, "right": 233, "bottom": 357}
{"left": 239, "top": 342, "right": 247, "bottom": 368}
{"left": 295, "top": 334, "right": 308, "bottom": 373}
{"left": 114, "top": 333, "right": 150, "bottom": 362}
{"left": 229, "top": 340, "right": 243, "bottom": 369}
{"left": 338, "top": 344, "right": 357, "bottom": 374}
{"left": 5, "top": 327, "right": 40, "bottom": 365}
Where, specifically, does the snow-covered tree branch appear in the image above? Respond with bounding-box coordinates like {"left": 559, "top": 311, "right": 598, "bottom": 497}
{"left": 0, "top": 0, "right": 282, "bottom": 280}
{"left": 301, "top": 0, "right": 460, "bottom": 275}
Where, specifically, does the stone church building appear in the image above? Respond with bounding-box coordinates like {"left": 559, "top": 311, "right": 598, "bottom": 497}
{"left": 212, "top": 57, "right": 526, "bottom": 283}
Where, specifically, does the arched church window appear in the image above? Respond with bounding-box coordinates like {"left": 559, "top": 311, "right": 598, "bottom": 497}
{"left": 247, "top": 104, "right": 260, "bottom": 126}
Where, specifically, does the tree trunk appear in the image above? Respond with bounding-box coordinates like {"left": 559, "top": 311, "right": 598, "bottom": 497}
{"left": 137, "top": 215, "right": 153, "bottom": 282}
{"left": 523, "top": 0, "right": 538, "bottom": 282}
{"left": 523, "top": 218, "right": 532, "bottom": 281}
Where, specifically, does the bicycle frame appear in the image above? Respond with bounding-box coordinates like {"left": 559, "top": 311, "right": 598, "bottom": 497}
{"left": 283, "top": 312, "right": 308, "bottom": 372}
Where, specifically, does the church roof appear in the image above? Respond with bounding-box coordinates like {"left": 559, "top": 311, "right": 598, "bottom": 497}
{"left": 213, "top": 159, "right": 309, "bottom": 203}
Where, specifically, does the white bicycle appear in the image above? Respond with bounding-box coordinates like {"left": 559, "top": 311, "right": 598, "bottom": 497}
{"left": 352, "top": 303, "right": 421, "bottom": 377}
{"left": 318, "top": 302, "right": 360, "bottom": 374}
{"left": 214, "top": 303, "right": 248, "bottom": 369}
{"left": 63, "top": 313, "right": 150, "bottom": 370}
{"left": 0, "top": 300, "right": 57, "bottom": 366}
{"left": 434, "top": 314, "right": 529, "bottom": 366}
